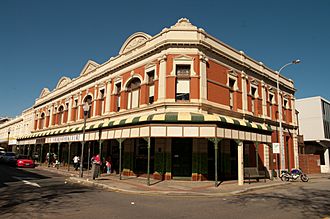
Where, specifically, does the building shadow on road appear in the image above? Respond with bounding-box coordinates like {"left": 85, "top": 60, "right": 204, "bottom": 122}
{"left": 0, "top": 163, "right": 50, "bottom": 188}
{"left": 230, "top": 186, "right": 330, "bottom": 218}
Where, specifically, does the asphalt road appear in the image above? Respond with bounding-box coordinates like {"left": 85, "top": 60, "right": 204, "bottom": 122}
{"left": 1, "top": 164, "right": 329, "bottom": 219}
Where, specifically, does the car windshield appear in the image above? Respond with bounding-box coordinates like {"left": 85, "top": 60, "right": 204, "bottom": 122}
{"left": 18, "top": 155, "right": 29, "bottom": 159}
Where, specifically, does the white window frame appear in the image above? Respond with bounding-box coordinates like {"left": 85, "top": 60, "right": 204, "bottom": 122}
{"left": 283, "top": 98, "right": 289, "bottom": 109}
{"left": 176, "top": 78, "right": 190, "bottom": 101}
{"left": 250, "top": 84, "right": 258, "bottom": 114}
{"left": 170, "top": 55, "right": 196, "bottom": 76}
{"left": 114, "top": 81, "right": 122, "bottom": 112}
{"left": 40, "top": 112, "right": 45, "bottom": 129}
{"left": 269, "top": 92, "right": 275, "bottom": 117}
{"left": 250, "top": 84, "right": 258, "bottom": 98}
{"left": 58, "top": 105, "right": 64, "bottom": 125}
{"left": 126, "top": 77, "right": 141, "bottom": 110}
{"left": 99, "top": 88, "right": 105, "bottom": 114}
{"left": 145, "top": 68, "right": 156, "bottom": 104}
{"left": 228, "top": 72, "right": 238, "bottom": 109}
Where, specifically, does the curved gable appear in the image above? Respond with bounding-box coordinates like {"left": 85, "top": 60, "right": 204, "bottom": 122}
{"left": 39, "top": 88, "right": 50, "bottom": 98}
{"left": 56, "top": 76, "right": 71, "bottom": 89}
{"left": 119, "top": 32, "right": 151, "bottom": 55}
{"left": 80, "top": 60, "right": 100, "bottom": 76}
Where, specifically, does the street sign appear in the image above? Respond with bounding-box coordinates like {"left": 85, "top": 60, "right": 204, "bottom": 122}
{"left": 272, "top": 143, "right": 280, "bottom": 154}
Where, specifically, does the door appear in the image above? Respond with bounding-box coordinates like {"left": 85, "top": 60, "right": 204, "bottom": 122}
{"left": 172, "top": 138, "right": 192, "bottom": 177}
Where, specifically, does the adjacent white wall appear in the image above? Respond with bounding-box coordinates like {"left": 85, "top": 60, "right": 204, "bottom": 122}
{"left": 296, "top": 96, "right": 324, "bottom": 141}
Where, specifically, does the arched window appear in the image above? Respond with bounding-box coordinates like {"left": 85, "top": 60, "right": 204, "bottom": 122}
{"left": 58, "top": 106, "right": 64, "bottom": 125}
{"left": 126, "top": 78, "right": 141, "bottom": 109}
{"left": 39, "top": 113, "right": 45, "bottom": 129}
{"left": 83, "top": 95, "right": 93, "bottom": 118}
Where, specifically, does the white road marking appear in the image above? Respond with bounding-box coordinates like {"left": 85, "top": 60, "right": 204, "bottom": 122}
{"left": 12, "top": 176, "right": 41, "bottom": 188}
{"left": 22, "top": 180, "right": 41, "bottom": 187}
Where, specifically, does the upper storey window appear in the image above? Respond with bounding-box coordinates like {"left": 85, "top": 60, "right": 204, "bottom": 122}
{"left": 269, "top": 92, "right": 274, "bottom": 118}
{"left": 58, "top": 106, "right": 64, "bottom": 125}
{"left": 251, "top": 85, "right": 258, "bottom": 114}
{"left": 176, "top": 65, "right": 190, "bottom": 101}
{"left": 115, "top": 83, "right": 121, "bottom": 112}
{"left": 73, "top": 98, "right": 78, "bottom": 121}
{"left": 99, "top": 89, "right": 105, "bottom": 114}
{"left": 283, "top": 98, "right": 289, "bottom": 109}
{"left": 176, "top": 65, "right": 190, "bottom": 76}
{"left": 83, "top": 95, "right": 92, "bottom": 118}
{"left": 39, "top": 113, "right": 45, "bottom": 129}
{"left": 147, "top": 70, "right": 155, "bottom": 104}
{"left": 127, "top": 78, "right": 141, "bottom": 110}
{"left": 283, "top": 97, "right": 289, "bottom": 121}
{"left": 228, "top": 77, "right": 237, "bottom": 110}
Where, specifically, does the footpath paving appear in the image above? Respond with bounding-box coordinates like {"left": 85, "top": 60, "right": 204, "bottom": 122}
{"left": 36, "top": 165, "right": 330, "bottom": 197}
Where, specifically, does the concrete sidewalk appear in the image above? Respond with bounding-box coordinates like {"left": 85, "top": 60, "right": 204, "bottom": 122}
{"left": 36, "top": 165, "right": 329, "bottom": 197}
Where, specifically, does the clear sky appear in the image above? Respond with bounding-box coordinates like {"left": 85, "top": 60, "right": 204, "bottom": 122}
{"left": 1, "top": 0, "right": 329, "bottom": 117}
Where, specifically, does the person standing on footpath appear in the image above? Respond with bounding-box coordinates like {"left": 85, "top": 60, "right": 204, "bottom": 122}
{"left": 106, "top": 160, "right": 111, "bottom": 174}
{"left": 92, "top": 154, "right": 101, "bottom": 180}
{"left": 73, "top": 155, "right": 80, "bottom": 171}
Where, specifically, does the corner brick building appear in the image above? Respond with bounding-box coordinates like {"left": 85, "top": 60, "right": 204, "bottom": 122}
{"left": 14, "top": 18, "right": 299, "bottom": 185}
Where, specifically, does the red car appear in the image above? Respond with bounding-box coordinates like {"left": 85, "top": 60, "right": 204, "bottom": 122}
{"left": 16, "top": 155, "right": 35, "bottom": 168}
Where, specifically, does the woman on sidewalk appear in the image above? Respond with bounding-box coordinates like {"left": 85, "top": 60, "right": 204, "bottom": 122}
{"left": 106, "top": 160, "right": 111, "bottom": 174}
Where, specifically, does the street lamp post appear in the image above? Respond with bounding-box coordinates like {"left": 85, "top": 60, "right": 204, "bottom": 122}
{"left": 276, "top": 59, "right": 300, "bottom": 174}
{"left": 79, "top": 102, "right": 90, "bottom": 178}
{"left": 7, "top": 129, "right": 11, "bottom": 152}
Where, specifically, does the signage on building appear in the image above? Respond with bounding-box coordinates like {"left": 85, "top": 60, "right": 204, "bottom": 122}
{"left": 36, "top": 138, "right": 46, "bottom": 144}
{"left": 272, "top": 143, "right": 280, "bottom": 154}
{"left": 17, "top": 139, "right": 36, "bottom": 145}
{"left": 46, "top": 134, "right": 81, "bottom": 143}
{"left": 9, "top": 140, "right": 17, "bottom": 145}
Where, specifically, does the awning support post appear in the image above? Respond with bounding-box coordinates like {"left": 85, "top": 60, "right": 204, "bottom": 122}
{"left": 99, "top": 140, "right": 103, "bottom": 162}
{"left": 255, "top": 141, "right": 259, "bottom": 170}
{"left": 40, "top": 144, "right": 43, "bottom": 164}
{"left": 235, "top": 140, "right": 244, "bottom": 186}
{"left": 144, "top": 137, "right": 151, "bottom": 186}
{"left": 115, "top": 138, "right": 125, "bottom": 180}
{"left": 87, "top": 142, "right": 91, "bottom": 174}
{"left": 48, "top": 144, "right": 51, "bottom": 167}
{"left": 208, "top": 138, "right": 222, "bottom": 187}
{"left": 68, "top": 142, "right": 72, "bottom": 171}
{"left": 57, "top": 142, "right": 61, "bottom": 162}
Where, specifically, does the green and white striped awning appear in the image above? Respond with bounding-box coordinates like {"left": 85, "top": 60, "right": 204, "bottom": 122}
{"left": 17, "top": 112, "right": 271, "bottom": 140}
{"left": 103, "top": 112, "right": 272, "bottom": 131}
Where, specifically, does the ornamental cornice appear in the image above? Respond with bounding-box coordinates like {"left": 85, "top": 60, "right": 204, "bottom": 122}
{"left": 33, "top": 18, "right": 295, "bottom": 109}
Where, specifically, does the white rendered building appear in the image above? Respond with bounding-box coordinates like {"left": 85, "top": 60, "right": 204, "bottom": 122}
{"left": 296, "top": 96, "right": 330, "bottom": 173}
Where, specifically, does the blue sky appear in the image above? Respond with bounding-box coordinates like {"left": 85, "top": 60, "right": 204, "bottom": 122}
{"left": 1, "top": 0, "right": 329, "bottom": 117}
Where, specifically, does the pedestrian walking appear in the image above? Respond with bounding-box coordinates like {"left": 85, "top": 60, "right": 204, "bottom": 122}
{"left": 73, "top": 155, "right": 80, "bottom": 171}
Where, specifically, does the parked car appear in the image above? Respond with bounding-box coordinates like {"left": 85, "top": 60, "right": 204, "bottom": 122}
{"left": 2, "top": 152, "right": 17, "bottom": 166}
{"left": 16, "top": 155, "right": 35, "bottom": 168}
{"left": 0, "top": 151, "right": 5, "bottom": 162}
